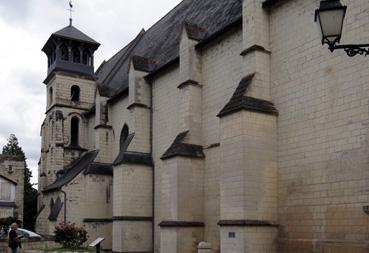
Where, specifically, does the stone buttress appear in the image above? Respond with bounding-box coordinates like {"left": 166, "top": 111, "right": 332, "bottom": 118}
{"left": 112, "top": 56, "right": 154, "bottom": 253}
{"left": 159, "top": 22, "right": 206, "bottom": 253}
{"left": 218, "top": 0, "right": 279, "bottom": 252}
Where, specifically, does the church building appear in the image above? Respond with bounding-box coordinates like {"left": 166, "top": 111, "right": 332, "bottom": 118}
{"left": 36, "top": 0, "right": 369, "bottom": 252}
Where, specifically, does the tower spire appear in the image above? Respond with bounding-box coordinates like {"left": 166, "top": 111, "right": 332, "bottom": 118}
{"left": 68, "top": 1, "right": 74, "bottom": 26}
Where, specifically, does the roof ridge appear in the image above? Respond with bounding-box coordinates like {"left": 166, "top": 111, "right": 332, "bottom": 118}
{"left": 142, "top": 0, "right": 188, "bottom": 35}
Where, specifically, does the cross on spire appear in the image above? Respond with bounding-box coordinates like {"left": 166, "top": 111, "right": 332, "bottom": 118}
{"left": 68, "top": 1, "right": 74, "bottom": 26}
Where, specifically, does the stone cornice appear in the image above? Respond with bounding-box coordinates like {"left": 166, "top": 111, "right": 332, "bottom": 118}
{"left": 240, "top": 44, "right": 271, "bottom": 56}
{"left": 159, "top": 221, "right": 205, "bottom": 227}
{"left": 112, "top": 216, "right": 152, "bottom": 221}
{"left": 218, "top": 219, "right": 279, "bottom": 227}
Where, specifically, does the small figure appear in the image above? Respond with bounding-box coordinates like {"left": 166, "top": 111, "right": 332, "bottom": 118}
{"left": 8, "top": 223, "right": 22, "bottom": 253}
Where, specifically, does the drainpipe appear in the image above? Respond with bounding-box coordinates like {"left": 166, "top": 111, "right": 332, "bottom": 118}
{"left": 60, "top": 190, "right": 67, "bottom": 222}
{"left": 150, "top": 79, "right": 155, "bottom": 252}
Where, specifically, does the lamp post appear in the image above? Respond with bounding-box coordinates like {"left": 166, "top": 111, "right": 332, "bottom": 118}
{"left": 315, "top": 0, "right": 369, "bottom": 57}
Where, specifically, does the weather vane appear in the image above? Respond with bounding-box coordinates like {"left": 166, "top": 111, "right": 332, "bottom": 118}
{"left": 68, "top": 0, "right": 74, "bottom": 26}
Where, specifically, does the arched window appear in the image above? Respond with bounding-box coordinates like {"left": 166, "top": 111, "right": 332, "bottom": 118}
{"left": 71, "top": 85, "right": 80, "bottom": 102}
{"left": 71, "top": 116, "right": 79, "bottom": 146}
{"left": 60, "top": 45, "right": 69, "bottom": 61}
{"left": 72, "top": 47, "right": 81, "bottom": 63}
{"left": 49, "top": 87, "right": 53, "bottom": 105}
{"left": 120, "top": 125, "right": 129, "bottom": 151}
{"left": 82, "top": 49, "right": 91, "bottom": 65}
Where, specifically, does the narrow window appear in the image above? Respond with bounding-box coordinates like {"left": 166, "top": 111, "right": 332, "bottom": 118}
{"left": 49, "top": 87, "right": 53, "bottom": 105}
{"left": 72, "top": 47, "right": 81, "bottom": 63}
{"left": 71, "top": 85, "right": 80, "bottom": 102}
{"left": 52, "top": 50, "right": 56, "bottom": 63}
{"left": 120, "top": 124, "right": 129, "bottom": 151}
{"left": 71, "top": 116, "right": 79, "bottom": 146}
{"left": 60, "top": 45, "right": 69, "bottom": 61}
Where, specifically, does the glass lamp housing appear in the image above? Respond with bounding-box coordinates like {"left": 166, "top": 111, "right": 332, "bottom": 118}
{"left": 315, "top": 0, "right": 347, "bottom": 48}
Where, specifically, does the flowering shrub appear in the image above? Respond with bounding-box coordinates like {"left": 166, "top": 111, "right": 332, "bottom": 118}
{"left": 54, "top": 221, "right": 88, "bottom": 248}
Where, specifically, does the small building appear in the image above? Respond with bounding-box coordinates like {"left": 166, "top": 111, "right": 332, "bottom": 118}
{"left": 0, "top": 155, "right": 25, "bottom": 222}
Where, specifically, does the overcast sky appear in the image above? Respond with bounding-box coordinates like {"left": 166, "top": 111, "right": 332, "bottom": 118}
{"left": 0, "top": 0, "right": 182, "bottom": 185}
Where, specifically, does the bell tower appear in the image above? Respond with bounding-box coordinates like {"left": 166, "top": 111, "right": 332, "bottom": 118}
{"left": 38, "top": 21, "right": 100, "bottom": 191}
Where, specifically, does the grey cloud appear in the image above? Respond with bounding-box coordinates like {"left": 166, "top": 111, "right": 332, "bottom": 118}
{"left": 0, "top": 0, "right": 182, "bottom": 184}
{"left": 0, "top": 0, "right": 33, "bottom": 24}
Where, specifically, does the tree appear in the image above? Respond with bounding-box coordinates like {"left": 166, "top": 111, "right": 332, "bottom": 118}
{"left": 2, "top": 134, "right": 38, "bottom": 231}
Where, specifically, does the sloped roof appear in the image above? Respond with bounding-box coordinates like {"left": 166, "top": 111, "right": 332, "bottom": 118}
{"left": 96, "top": 0, "right": 242, "bottom": 97}
{"left": 53, "top": 25, "right": 99, "bottom": 45}
{"left": 42, "top": 25, "right": 100, "bottom": 53}
{"left": 43, "top": 150, "right": 98, "bottom": 193}
{"left": 217, "top": 74, "right": 278, "bottom": 118}
{"left": 161, "top": 131, "right": 205, "bottom": 160}
{"left": 84, "top": 162, "right": 113, "bottom": 176}
{"left": 113, "top": 133, "right": 153, "bottom": 166}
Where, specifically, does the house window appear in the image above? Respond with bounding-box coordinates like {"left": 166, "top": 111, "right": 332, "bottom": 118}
{"left": 71, "top": 116, "right": 79, "bottom": 146}
{"left": 71, "top": 85, "right": 80, "bottom": 102}
{"left": 0, "top": 178, "right": 15, "bottom": 202}
{"left": 120, "top": 124, "right": 129, "bottom": 151}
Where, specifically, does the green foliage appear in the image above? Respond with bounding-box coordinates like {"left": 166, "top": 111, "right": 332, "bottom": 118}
{"left": 2, "top": 134, "right": 25, "bottom": 159}
{"left": 54, "top": 222, "right": 88, "bottom": 248}
{"left": 0, "top": 216, "right": 21, "bottom": 227}
{"left": 2, "top": 134, "right": 38, "bottom": 230}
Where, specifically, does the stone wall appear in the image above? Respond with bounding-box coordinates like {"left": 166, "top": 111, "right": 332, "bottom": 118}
{"left": 269, "top": 0, "right": 369, "bottom": 252}
{"left": 0, "top": 155, "right": 25, "bottom": 222}
{"left": 201, "top": 28, "right": 243, "bottom": 253}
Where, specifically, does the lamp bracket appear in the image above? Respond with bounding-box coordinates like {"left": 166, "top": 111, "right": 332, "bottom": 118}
{"left": 331, "top": 44, "right": 369, "bottom": 57}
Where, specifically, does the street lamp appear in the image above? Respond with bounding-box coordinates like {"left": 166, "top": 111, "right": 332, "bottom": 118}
{"left": 315, "top": 0, "right": 369, "bottom": 57}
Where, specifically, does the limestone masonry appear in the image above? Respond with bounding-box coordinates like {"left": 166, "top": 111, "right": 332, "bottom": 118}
{"left": 35, "top": 0, "right": 369, "bottom": 252}
{"left": 0, "top": 155, "right": 25, "bottom": 222}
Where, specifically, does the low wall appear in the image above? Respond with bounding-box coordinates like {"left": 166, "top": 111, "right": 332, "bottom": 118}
{"left": 0, "top": 238, "right": 60, "bottom": 252}
{"left": 25, "top": 251, "right": 92, "bottom": 253}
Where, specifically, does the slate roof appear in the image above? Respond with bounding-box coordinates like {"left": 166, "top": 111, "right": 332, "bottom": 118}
{"left": 43, "top": 150, "right": 98, "bottom": 193}
{"left": 84, "top": 162, "right": 113, "bottom": 176}
{"left": 53, "top": 25, "right": 100, "bottom": 44}
{"left": 262, "top": 0, "right": 281, "bottom": 8}
{"left": 161, "top": 131, "right": 205, "bottom": 160}
{"left": 48, "top": 197, "right": 63, "bottom": 221}
{"left": 217, "top": 74, "right": 278, "bottom": 118}
{"left": 96, "top": 0, "right": 242, "bottom": 97}
{"left": 113, "top": 133, "right": 153, "bottom": 166}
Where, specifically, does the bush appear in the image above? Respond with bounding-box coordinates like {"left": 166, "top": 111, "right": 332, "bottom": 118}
{"left": 0, "top": 216, "right": 22, "bottom": 227}
{"left": 54, "top": 221, "right": 88, "bottom": 248}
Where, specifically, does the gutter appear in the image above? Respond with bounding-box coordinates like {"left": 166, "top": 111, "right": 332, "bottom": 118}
{"left": 150, "top": 76, "right": 155, "bottom": 252}
{"left": 60, "top": 190, "right": 67, "bottom": 222}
